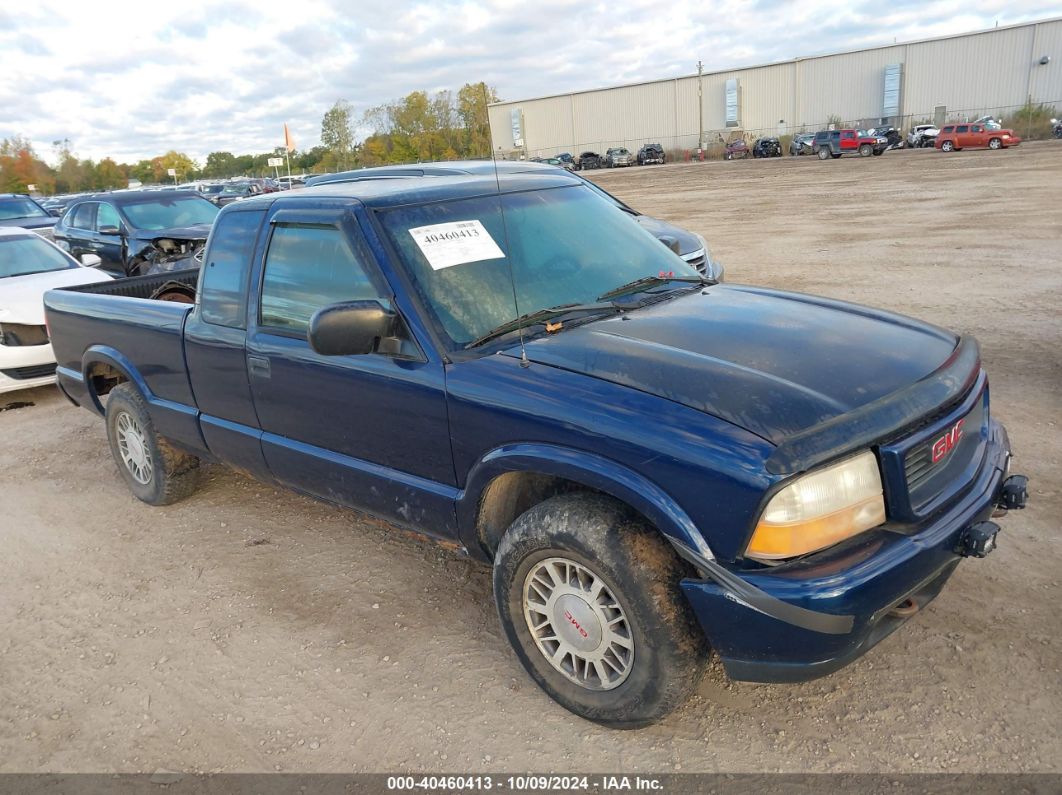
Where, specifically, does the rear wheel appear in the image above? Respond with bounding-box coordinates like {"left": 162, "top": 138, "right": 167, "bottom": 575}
{"left": 105, "top": 383, "right": 201, "bottom": 505}
{"left": 817, "top": 148, "right": 830, "bottom": 160}
{"left": 493, "top": 493, "right": 708, "bottom": 727}
{"left": 941, "top": 140, "right": 955, "bottom": 152}
{"left": 988, "top": 138, "right": 1002, "bottom": 150}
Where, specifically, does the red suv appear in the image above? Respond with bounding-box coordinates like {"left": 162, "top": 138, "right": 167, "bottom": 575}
{"left": 813, "top": 129, "right": 889, "bottom": 159}
{"left": 936, "top": 123, "right": 1021, "bottom": 152}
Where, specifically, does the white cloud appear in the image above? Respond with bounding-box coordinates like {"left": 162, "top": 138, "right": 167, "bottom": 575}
{"left": 1, "top": 0, "right": 1056, "bottom": 163}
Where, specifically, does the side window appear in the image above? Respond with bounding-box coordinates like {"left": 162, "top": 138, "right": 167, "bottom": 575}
{"left": 95, "top": 202, "right": 121, "bottom": 231}
{"left": 199, "top": 210, "right": 264, "bottom": 328}
{"left": 943, "top": 126, "right": 953, "bottom": 133}
{"left": 259, "top": 224, "right": 384, "bottom": 335}
{"left": 68, "top": 202, "right": 96, "bottom": 230}
{"left": 843, "top": 131, "right": 855, "bottom": 139}
{"left": 957, "top": 125, "right": 969, "bottom": 133}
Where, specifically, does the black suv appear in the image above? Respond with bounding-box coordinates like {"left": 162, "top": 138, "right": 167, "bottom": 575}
{"left": 637, "top": 143, "right": 665, "bottom": 165}
{"left": 54, "top": 190, "right": 218, "bottom": 276}
{"left": 0, "top": 194, "right": 60, "bottom": 239}
{"left": 752, "top": 137, "right": 782, "bottom": 158}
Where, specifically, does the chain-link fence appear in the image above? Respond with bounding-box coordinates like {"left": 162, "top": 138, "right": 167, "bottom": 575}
{"left": 499, "top": 100, "right": 1061, "bottom": 164}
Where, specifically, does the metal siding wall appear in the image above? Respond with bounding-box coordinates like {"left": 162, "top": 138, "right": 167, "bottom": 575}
{"left": 904, "top": 27, "right": 1034, "bottom": 115}
{"left": 797, "top": 45, "right": 907, "bottom": 126}
{"left": 1028, "top": 20, "right": 1062, "bottom": 104}
{"left": 523, "top": 95, "right": 574, "bottom": 154}
{"left": 488, "top": 19, "right": 1062, "bottom": 154}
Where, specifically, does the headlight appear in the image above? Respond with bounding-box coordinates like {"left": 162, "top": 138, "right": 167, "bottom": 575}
{"left": 746, "top": 451, "right": 885, "bottom": 561}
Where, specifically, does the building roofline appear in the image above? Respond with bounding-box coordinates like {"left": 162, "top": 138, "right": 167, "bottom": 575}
{"left": 489, "top": 15, "right": 1062, "bottom": 108}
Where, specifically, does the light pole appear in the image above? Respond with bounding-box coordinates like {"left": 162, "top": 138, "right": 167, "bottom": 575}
{"left": 697, "top": 60, "right": 704, "bottom": 159}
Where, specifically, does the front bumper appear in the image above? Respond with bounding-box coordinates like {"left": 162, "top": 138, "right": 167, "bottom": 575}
{"left": 0, "top": 342, "right": 57, "bottom": 394}
{"left": 679, "top": 418, "right": 1014, "bottom": 683}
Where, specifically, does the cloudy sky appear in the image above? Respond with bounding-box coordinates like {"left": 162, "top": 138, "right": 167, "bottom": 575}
{"left": 2, "top": 0, "right": 1056, "bottom": 164}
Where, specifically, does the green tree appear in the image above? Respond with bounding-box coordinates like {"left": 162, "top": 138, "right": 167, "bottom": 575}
{"left": 457, "top": 82, "right": 499, "bottom": 158}
{"left": 321, "top": 100, "right": 356, "bottom": 171}
{"left": 95, "top": 158, "right": 126, "bottom": 190}
{"left": 203, "top": 151, "right": 238, "bottom": 178}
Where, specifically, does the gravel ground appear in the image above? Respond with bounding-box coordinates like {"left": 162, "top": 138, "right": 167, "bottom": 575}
{"left": 1, "top": 142, "right": 1059, "bottom": 774}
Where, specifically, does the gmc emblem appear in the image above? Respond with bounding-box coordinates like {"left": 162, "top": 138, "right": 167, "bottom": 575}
{"left": 931, "top": 418, "right": 965, "bottom": 463}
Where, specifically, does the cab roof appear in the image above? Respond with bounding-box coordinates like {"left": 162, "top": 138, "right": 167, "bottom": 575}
{"left": 233, "top": 172, "right": 578, "bottom": 212}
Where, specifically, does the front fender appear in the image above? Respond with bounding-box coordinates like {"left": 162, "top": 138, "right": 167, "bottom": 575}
{"left": 456, "top": 442, "right": 716, "bottom": 563}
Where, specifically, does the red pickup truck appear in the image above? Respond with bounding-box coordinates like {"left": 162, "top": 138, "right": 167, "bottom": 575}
{"left": 936, "top": 123, "right": 1022, "bottom": 152}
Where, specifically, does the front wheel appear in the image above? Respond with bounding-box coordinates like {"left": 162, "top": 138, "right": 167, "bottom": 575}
{"left": 105, "top": 383, "right": 201, "bottom": 505}
{"left": 493, "top": 493, "right": 708, "bottom": 728}
{"left": 988, "top": 138, "right": 1002, "bottom": 150}
{"left": 859, "top": 144, "right": 872, "bottom": 157}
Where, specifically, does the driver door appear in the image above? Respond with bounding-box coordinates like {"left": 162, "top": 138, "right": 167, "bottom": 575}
{"left": 245, "top": 207, "right": 458, "bottom": 539}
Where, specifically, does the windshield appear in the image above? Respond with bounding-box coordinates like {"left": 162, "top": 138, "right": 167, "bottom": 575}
{"left": 202, "top": 185, "right": 225, "bottom": 194}
{"left": 378, "top": 184, "right": 698, "bottom": 347}
{"left": 0, "top": 233, "right": 77, "bottom": 278}
{"left": 0, "top": 197, "right": 50, "bottom": 221}
{"left": 120, "top": 196, "right": 219, "bottom": 230}
{"left": 221, "top": 184, "right": 249, "bottom": 195}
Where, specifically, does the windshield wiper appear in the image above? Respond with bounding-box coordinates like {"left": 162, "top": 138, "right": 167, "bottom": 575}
{"left": 597, "top": 274, "right": 708, "bottom": 301}
{"left": 466, "top": 302, "right": 621, "bottom": 349}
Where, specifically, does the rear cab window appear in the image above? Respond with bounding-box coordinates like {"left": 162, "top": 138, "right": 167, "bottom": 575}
{"left": 199, "top": 210, "right": 265, "bottom": 328}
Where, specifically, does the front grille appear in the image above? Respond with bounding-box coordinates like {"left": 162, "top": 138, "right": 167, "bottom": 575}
{"left": 0, "top": 323, "right": 49, "bottom": 347}
{"left": 1, "top": 363, "right": 57, "bottom": 380}
{"left": 682, "top": 250, "right": 708, "bottom": 274}
{"left": 903, "top": 394, "right": 986, "bottom": 511}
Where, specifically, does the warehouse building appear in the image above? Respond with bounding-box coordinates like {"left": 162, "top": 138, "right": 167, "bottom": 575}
{"left": 488, "top": 16, "right": 1062, "bottom": 158}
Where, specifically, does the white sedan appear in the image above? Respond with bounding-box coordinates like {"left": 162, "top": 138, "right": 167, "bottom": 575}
{"left": 0, "top": 227, "right": 113, "bottom": 394}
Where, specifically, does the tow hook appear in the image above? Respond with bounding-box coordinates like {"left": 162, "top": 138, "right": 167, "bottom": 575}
{"left": 956, "top": 521, "right": 1000, "bottom": 558}
{"left": 997, "top": 475, "right": 1028, "bottom": 511}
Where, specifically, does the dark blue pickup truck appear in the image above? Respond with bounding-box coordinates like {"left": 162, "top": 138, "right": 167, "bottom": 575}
{"left": 43, "top": 173, "right": 1027, "bottom": 727}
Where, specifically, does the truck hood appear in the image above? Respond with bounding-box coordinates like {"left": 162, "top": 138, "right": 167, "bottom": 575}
{"left": 131, "top": 224, "right": 213, "bottom": 244}
{"left": 506, "top": 284, "right": 959, "bottom": 445}
{"left": 0, "top": 267, "right": 113, "bottom": 325}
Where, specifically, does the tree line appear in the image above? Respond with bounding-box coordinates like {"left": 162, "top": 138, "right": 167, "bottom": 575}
{"left": 0, "top": 82, "right": 499, "bottom": 196}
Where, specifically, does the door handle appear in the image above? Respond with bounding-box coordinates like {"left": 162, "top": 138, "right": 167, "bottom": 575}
{"left": 247, "top": 355, "right": 271, "bottom": 379}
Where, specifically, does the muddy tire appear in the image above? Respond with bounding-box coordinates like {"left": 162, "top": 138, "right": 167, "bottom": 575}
{"left": 105, "top": 383, "right": 201, "bottom": 506}
{"left": 493, "top": 492, "right": 708, "bottom": 728}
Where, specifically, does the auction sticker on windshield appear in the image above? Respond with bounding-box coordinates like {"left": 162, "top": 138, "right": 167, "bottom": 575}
{"left": 409, "top": 220, "right": 505, "bottom": 270}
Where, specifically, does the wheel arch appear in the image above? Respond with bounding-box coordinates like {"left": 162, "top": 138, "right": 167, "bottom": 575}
{"left": 458, "top": 443, "right": 714, "bottom": 564}
{"left": 81, "top": 345, "right": 148, "bottom": 415}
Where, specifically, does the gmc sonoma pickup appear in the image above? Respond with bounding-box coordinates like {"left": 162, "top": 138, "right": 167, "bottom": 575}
{"left": 44, "top": 173, "right": 1027, "bottom": 727}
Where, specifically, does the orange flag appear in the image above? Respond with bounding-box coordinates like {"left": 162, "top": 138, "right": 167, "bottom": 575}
{"left": 284, "top": 124, "right": 296, "bottom": 153}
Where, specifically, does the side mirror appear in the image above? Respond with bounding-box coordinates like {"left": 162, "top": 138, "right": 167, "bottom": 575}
{"left": 658, "top": 235, "right": 682, "bottom": 255}
{"left": 80, "top": 254, "right": 103, "bottom": 268}
{"left": 98, "top": 225, "right": 121, "bottom": 236}
{"left": 308, "top": 300, "right": 396, "bottom": 356}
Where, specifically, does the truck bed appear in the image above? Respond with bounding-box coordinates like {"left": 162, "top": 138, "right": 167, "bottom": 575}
{"left": 44, "top": 269, "right": 201, "bottom": 416}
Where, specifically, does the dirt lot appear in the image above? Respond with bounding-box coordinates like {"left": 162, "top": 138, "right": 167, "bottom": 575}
{"left": 2, "top": 143, "right": 1060, "bottom": 775}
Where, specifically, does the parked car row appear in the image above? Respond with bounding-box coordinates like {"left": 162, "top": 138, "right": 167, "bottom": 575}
{"left": 539, "top": 144, "right": 668, "bottom": 171}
